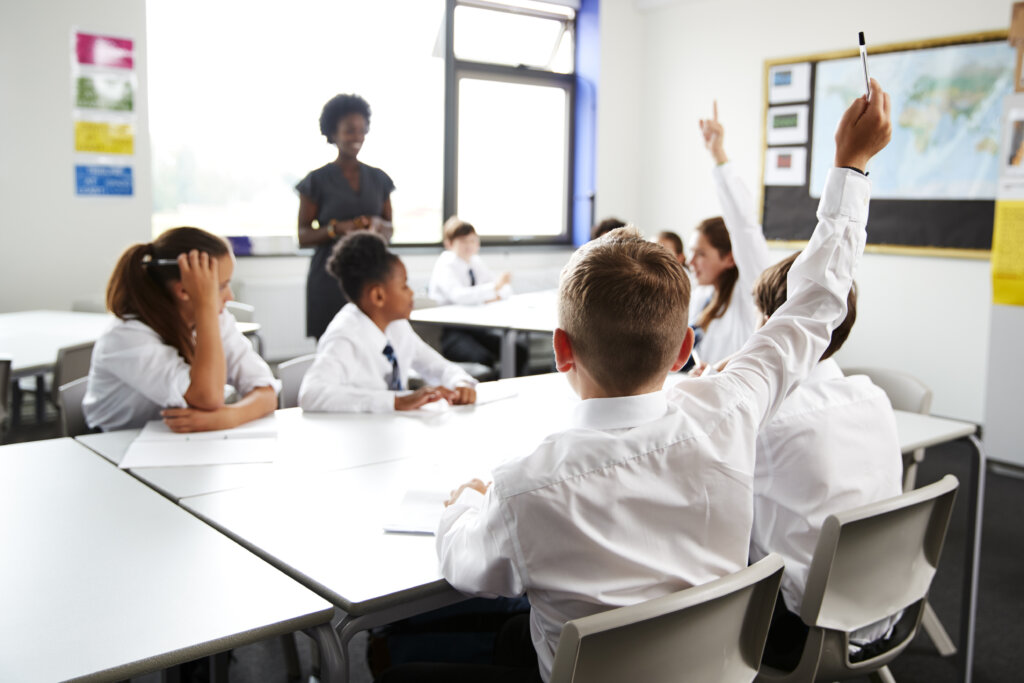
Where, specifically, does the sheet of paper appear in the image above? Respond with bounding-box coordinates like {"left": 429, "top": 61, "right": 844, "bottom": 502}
{"left": 119, "top": 437, "right": 280, "bottom": 469}
{"left": 766, "top": 105, "right": 809, "bottom": 146}
{"left": 134, "top": 415, "right": 277, "bottom": 442}
{"left": 768, "top": 63, "right": 811, "bottom": 104}
{"left": 764, "top": 147, "right": 807, "bottom": 186}
{"left": 383, "top": 490, "right": 449, "bottom": 535}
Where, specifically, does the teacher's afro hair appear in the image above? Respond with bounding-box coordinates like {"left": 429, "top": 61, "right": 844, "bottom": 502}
{"left": 319, "top": 93, "right": 372, "bottom": 144}
{"left": 328, "top": 231, "right": 399, "bottom": 301}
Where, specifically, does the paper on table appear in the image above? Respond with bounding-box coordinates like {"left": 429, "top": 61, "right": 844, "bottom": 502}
{"left": 134, "top": 414, "right": 277, "bottom": 441}
{"left": 383, "top": 490, "right": 449, "bottom": 535}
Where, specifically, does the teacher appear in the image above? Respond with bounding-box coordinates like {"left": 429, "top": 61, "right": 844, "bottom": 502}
{"left": 296, "top": 93, "right": 395, "bottom": 339}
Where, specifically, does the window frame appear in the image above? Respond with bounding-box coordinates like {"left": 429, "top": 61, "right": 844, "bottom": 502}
{"left": 439, "top": 0, "right": 577, "bottom": 247}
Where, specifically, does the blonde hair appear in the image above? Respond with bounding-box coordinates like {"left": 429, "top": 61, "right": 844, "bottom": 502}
{"left": 558, "top": 227, "right": 691, "bottom": 394}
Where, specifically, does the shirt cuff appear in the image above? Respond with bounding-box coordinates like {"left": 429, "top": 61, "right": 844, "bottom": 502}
{"left": 818, "top": 167, "right": 871, "bottom": 221}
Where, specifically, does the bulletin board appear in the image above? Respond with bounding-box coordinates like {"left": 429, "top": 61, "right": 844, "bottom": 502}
{"left": 759, "top": 30, "right": 1013, "bottom": 258}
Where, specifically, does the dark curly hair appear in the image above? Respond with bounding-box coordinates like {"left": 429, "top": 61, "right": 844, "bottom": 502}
{"left": 327, "top": 231, "right": 399, "bottom": 301}
{"left": 319, "top": 94, "right": 371, "bottom": 144}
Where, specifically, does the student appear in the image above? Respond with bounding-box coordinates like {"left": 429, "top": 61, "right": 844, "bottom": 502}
{"left": 427, "top": 217, "right": 527, "bottom": 373}
{"left": 748, "top": 252, "right": 903, "bottom": 669}
{"left": 299, "top": 231, "right": 478, "bottom": 412}
{"left": 381, "top": 80, "right": 893, "bottom": 683}
{"left": 590, "top": 216, "right": 626, "bottom": 240}
{"left": 656, "top": 230, "right": 688, "bottom": 268}
{"left": 84, "top": 227, "right": 280, "bottom": 433}
{"left": 689, "top": 102, "right": 775, "bottom": 365}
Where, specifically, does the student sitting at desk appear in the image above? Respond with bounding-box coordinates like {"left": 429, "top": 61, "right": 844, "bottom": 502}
{"left": 84, "top": 227, "right": 280, "bottom": 432}
{"left": 300, "top": 231, "right": 478, "bottom": 412}
{"left": 747, "top": 252, "right": 903, "bottom": 669}
{"left": 427, "top": 217, "right": 526, "bottom": 374}
{"left": 380, "top": 80, "right": 893, "bottom": 683}
{"left": 688, "top": 101, "right": 775, "bottom": 367}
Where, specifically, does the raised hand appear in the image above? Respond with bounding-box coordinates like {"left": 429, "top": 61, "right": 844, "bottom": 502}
{"left": 834, "top": 78, "right": 892, "bottom": 172}
{"left": 698, "top": 100, "right": 728, "bottom": 165}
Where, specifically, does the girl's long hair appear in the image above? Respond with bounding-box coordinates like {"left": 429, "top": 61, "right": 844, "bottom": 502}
{"left": 106, "top": 227, "right": 229, "bottom": 362}
{"left": 695, "top": 217, "right": 738, "bottom": 331}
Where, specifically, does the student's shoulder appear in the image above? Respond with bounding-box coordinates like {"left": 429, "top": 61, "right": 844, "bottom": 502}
{"left": 319, "top": 305, "right": 366, "bottom": 344}
{"left": 96, "top": 316, "right": 166, "bottom": 350}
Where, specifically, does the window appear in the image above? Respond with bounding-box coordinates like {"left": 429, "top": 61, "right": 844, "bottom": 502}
{"left": 445, "top": 0, "right": 576, "bottom": 243}
{"left": 147, "top": 0, "right": 445, "bottom": 244}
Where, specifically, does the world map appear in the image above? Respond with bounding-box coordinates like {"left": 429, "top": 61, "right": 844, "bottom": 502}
{"left": 809, "top": 41, "right": 1015, "bottom": 200}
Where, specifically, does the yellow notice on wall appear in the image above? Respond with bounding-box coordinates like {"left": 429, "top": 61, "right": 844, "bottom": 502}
{"left": 992, "top": 200, "right": 1024, "bottom": 306}
{"left": 74, "top": 120, "right": 134, "bottom": 155}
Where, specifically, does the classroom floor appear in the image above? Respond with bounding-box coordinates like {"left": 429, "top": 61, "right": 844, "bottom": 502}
{"left": 5, "top": 399, "right": 1022, "bottom": 683}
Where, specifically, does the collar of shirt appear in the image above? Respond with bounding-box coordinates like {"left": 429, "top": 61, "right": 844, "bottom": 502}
{"left": 571, "top": 390, "right": 669, "bottom": 431}
{"left": 342, "top": 303, "right": 391, "bottom": 353}
{"left": 802, "top": 358, "right": 843, "bottom": 386}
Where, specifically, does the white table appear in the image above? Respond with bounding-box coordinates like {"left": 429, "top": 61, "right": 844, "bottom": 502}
{"left": 893, "top": 410, "right": 985, "bottom": 683}
{"left": 411, "top": 290, "right": 557, "bottom": 378}
{"left": 0, "top": 437, "right": 335, "bottom": 683}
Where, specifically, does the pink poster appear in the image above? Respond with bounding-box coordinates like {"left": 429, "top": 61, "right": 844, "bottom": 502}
{"left": 75, "top": 32, "right": 134, "bottom": 69}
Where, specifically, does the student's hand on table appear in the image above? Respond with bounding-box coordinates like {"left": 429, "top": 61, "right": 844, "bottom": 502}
{"left": 394, "top": 385, "right": 451, "bottom": 411}
{"left": 698, "top": 100, "right": 728, "bottom": 165}
{"left": 161, "top": 406, "right": 236, "bottom": 433}
{"left": 445, "top": 478, "right": 491, "bottom": 507}
{"left": 451, "top": 385, "right": 477, "bottom": 405}
{"left": 177, "top": 250, "right": 220, "bottom": 310}
{"left": 834, "top": 78, "right": 892, "bottom": 171}
{"left": 495, "top": 272, "right": 512, "bottom": 290}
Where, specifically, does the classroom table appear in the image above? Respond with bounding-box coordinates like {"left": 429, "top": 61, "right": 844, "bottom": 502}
{"left": 0, "top": 309, "right": 260, "bottom": 423}
{"left": 410, "top": 289, "right": 557, "bottom": 378}
{"left": 0, "top": 437, "right": 335, "bottom": 683}
{"left": 893, "top": 409, "right": 985, "bottom": 683}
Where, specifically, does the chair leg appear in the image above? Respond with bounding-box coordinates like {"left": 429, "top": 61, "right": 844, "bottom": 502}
{"left": 282, "top": 632, "right": 302, "bottom": 681}
{"left": 921, "top": 602, "right": 957, "bottom": 656}
{"left": 868, "top": 664, "right": 897, "bottom": 683}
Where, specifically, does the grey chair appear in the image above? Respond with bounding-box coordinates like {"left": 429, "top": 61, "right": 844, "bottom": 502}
{"left": 57, "top": 377, "right": 91, "bottom": 438}
{"left": 841, "top": 366, "right": 953, "bottom": 656}
{"left": 0, "top": 356, "right": 10, "bottom": 437}
{"left": 275, "top": 353, "right": 318, "bottom": 409}
{"left": 755, "top": 474, "right": 959, "bottom": 683}
{"left": 52, "top": 341, "right": 95, "bottom": 407}
{"left": 549, "top": 554, "right": 785, "bottom": 683}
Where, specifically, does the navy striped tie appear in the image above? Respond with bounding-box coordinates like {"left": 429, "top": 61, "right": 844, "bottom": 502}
{"left": 383, "top": 342, "right": 402, "bottom": 391}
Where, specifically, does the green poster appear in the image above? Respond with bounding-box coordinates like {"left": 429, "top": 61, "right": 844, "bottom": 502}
{"left": 76, "top": 74, "right": 134, "bottom": 111}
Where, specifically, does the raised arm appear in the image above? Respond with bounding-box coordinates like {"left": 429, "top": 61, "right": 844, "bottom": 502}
{"left": 699, "top": 101, "right": 774, "bottom": 284}
{"left": 712, "top": 80, "right": 891, "bottom": 426}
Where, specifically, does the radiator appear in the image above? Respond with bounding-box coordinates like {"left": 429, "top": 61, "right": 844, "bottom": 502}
{"left": 232, "top": 277, "right": 316, "bottom": 362}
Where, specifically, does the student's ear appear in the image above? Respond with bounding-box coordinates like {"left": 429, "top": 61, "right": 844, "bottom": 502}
{"left": 169, "top": 280, "right": 189, "bottom": 302}
{"left": 723, "top": 252, "right": 736, "bottom": 269}
{"left": 366, "top": 283, "right": 387, "bottom": 310}
{"left": 552, "top": 328, "right": 575, "bottom": 373}
{"left": 670, "top": 327, "right": 696, "bottom": 372}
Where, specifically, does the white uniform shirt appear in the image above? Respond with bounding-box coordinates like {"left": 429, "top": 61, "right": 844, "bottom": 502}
{"left": 437, "top": 168, "right": 871, "bottom": 682}
{"left": 83, "top": 310, "right": 280, "bottom": 432}
{"left": 428, "top": 250, "right": 513, "bottom": 305}
{"left": 299, "top": 303, "right": 477, "bottom": 413}
{"left": 692, "top": 162, "right": 776, "bottom": 364}
{"left": 751, "top": 358, "right": 904, "bottom": 644}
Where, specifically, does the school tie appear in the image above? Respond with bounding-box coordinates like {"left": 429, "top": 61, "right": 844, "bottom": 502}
{"left": 383, "top": 342, "right": 402, "bottom": 391}
{"left": 468, "top": 268, "right": 476, "bottom": 286}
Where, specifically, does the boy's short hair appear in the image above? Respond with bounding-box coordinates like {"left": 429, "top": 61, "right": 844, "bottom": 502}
{"left": 559, "top": 227, "right": 691, "bottom": 394}
{"left": 327, "top": 231, "right": 399, "bottom": 301}
{"left": 657, "top": 231, "right": 684, "bottom": 256}
{"left": 753, "top": 251, "right": 857, "bottom": 360}
{"left": 591, "top": 217, "right": 627, "bottom": 241}
{"left": 443, "top": 216, "right": 477, "bottom": 243}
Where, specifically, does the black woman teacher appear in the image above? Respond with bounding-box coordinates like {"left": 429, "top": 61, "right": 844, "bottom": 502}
{"left": 296, "top": 93, "right": 395, "bottom": 339}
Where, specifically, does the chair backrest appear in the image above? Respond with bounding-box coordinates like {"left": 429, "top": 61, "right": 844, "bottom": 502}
{"left": 52, "top": 341, "right": 95, "bottom": 405}
{"left": 275, "top": 353, "right": 317, "bottom": 409}
{"left": 225, "top": 300, "right": 256, "bottom": 323}
{"left": 549, "top": 554, "right": 785, "bottom": 683}
{"left": 841, "top": 366, "right": 932, "bottom": 415}
{"left": 0, "top": 356, "right": 10, "bottom": 430}
{"left": 57, "top": 377, "right": 91, "bottom": 437}
{"left": 801, "top": 475, "right": 958, "bottom": 659}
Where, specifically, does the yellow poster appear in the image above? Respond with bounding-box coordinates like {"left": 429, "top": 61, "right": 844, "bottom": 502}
{"left": 74, "top": 120, "right": 134, "bottom": 155}
{"left": 992, "top": 200, "right": 1024, "bottom": 305}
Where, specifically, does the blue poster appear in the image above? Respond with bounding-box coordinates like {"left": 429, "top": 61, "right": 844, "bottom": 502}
{"left": 75, "top": 164, "right": 133, "bottom": 196}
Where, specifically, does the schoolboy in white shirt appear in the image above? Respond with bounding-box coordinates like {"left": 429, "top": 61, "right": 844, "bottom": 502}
{"left": 749, "top": 251, "right": 903, "bottom": 669}
{"left": 377, "top": 81, "right": 893, "bottom": 683}
{"left": 299, "top": 232, "right": 478, "bottom": 413}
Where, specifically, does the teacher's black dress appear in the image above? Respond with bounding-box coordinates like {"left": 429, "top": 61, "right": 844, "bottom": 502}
{"left": 296, "top": 161, "right": 395, "bottom": 339}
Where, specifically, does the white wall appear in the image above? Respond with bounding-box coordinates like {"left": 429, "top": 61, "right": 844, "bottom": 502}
{"left": 0, "top": 0, "right": 151, "bottom": 313}
{"left": 596, "top": 0, "right": 1011, "bottom": 422}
